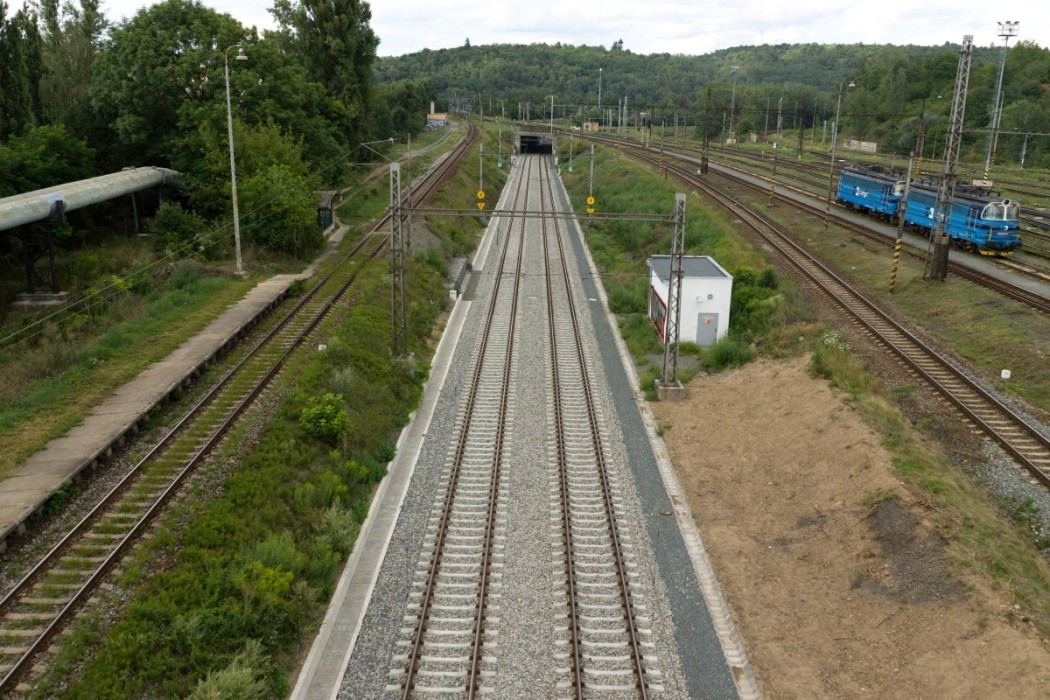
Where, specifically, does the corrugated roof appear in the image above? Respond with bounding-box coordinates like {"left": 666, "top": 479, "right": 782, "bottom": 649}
{"left": 646, "top": 255, "right": 731, "bottom": 282}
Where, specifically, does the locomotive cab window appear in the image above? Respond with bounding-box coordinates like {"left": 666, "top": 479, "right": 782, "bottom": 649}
{"left": 982, "top": 201, "right": 1018, "bottom": 221}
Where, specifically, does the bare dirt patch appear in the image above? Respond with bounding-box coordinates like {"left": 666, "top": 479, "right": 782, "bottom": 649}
{"left": 652, "top": 356, "right": 1050, "bottom": 699}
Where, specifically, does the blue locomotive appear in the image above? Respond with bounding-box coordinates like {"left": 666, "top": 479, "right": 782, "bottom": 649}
{"left": 836, "top": 166, "right": 1022, "bottom": 255}
{"left": 836, "top": 166, "right": 904, "bottom": 221}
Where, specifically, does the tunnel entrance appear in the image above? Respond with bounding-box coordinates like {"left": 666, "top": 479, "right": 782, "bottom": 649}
{"left": 516, "top": 132, "right": 555, "bottom": 155}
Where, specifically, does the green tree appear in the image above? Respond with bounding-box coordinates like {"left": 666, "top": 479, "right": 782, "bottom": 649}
{"left": 373, "top": 78, "right": 435, "bottom": 137}
{"left": 0, "top": 0, "right": 43, "bottom": 139}
{"left": 0, "top": 123, "right": 94, "bottom": 196}
{"left": 269, "top": 0, "right": 378, "bottom": 143}
{"left": 239, "top": 163, "right": 321, "bottom": 257}
{"left": 38, "top": 0, "right": 107, "bottom": 134}
{"left": 91, "top": 0, "right": 347, "bottom": 175}
{"left": 89, "top": 0, "right": 251, "bottom": 168}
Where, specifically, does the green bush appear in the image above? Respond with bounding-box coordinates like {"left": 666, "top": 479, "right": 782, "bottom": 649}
{"left": 317, "top": 502, "right": 361, "bottom": 557}
{"left": 150, "top": 201, "right": 208, "bottom": 253}
{"left": 299, "top": 393, "right": 350, "bottom": 446}
{"left": 701, "top": 337, "right": 753, "bottom": 371}
{"left": 375, "top": 441, "right": 397, "bottom": 463}
{"left": 758, "top": 265, "right": 779, "bottom": 289}
{"left": 187, "top": 640, "right": 269, "bottom": 700}
{"left": 607, "top": 277, "right": 648, "bottom": 314}
{"left": 169, "top": 261, "right": 204, "bottom": 290}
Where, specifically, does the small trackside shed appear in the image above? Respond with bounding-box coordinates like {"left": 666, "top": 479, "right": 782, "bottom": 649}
{"left": 646, "top": 255, "right": 733, "bottom": 347}
{"left": 316, "top": 190, "right": 340, "bottom": 231}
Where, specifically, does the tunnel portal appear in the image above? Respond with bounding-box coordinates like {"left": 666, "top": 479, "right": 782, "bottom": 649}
{"left": 514, "top": 132, "right": 555, "bottom": 155}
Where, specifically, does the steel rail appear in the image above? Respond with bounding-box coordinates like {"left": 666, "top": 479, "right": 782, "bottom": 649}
{"left": 0, "top": 122, "right": 478, "bottom": 691}
{"left": 593, "top": 133, "right": 1050, "bottom": 311}
{"left": 541, "top": 163, "right": 587, "bottom": 699}
{"left": 399, "top": 147, "right": 528, "bottom": 698}
{"left": 539, "top": 161, "right": 650, "bottom": 697}
{"left": 646, "top": 148, "right": 1050, "bottom": 489}
{"left": 0, "top": 233, "right": 385, "bottom": 691}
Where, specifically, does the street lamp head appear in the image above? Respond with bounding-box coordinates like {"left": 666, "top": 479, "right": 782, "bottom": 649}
{"left": 235, "top": 46, "right": 247, "bottom": 61}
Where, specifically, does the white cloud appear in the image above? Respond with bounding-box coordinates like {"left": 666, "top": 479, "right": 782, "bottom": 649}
{"left": 100, "top": 0, "right": 1049, "bottom": 56}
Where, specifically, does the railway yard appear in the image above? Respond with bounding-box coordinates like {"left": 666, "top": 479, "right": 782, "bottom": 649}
{"left": 3, "top": 115, "right": 1050, "bottom": 698}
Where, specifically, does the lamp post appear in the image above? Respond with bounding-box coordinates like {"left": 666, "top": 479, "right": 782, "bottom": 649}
{"left": 598, "top": 67, "right": 603, "bottom": 130}
{"left": 224, "top": 44, "right": 248, "bottom": 276}
{"left": 824, "top": 77, "right": 854, "bottom": 231}
{"left": 984, "top": 20, "right": 1019, "bottom": 177}
{"left": 728, "top": 65, "right": 740, "bottom": 145}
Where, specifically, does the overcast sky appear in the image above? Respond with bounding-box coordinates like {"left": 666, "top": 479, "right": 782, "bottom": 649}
{"left": 101, "top": 0, "right": 1048, "bottom": 57}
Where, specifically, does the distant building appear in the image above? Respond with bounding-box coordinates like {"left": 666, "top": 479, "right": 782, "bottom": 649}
{"left": 646, "top": 255, "right": 733, "bottom": 347}
{"left": 581, "top": 121, "right": 600, "bottom": 131}
{"left": 843, "top": 139, "right": 878, "bottom": 153}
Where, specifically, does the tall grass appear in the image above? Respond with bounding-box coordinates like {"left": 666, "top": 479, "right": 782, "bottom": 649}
{"left": 0, "top": 262, "right": 251, "bottom": 478}
{"left": 558, "top": 144, "right": 796, "bottom": 384}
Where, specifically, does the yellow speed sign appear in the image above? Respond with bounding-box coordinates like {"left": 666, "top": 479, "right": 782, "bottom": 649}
{"left": 477, "top": 190, "right": 486, "bottom": 199}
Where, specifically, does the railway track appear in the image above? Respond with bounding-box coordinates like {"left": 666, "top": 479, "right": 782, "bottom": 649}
{"left": 388, "top": 149, "right": 524, "bottom": 699}
{"left": 588, "top": 133, "right": 1050, "bottom": 315}
{"left": 386, "top": 155, "right": 659, "bottom": 697}
{"left": 714, "top": 145, "right": 1050, "bottom": 260}
{"left": 616, "top": 134, "right": 1050, "bottom": 261}
{"left": 599, "top": 139, "right": 1050, "bottom": 492}
{"left": 0, "top": 122, "right": 477, "bottom": 693}
{"left": 538, "top": 161, "right": 656, "bottom": 696}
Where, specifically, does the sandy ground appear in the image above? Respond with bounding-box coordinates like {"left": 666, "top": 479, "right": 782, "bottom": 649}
{"left": 651, "top": 356, "right": 1050, "bottom": 699}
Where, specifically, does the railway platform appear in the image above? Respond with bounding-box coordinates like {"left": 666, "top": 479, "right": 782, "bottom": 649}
{"left": 0, "top": 226, "right": 351, "bottom": 552}
{"left": 0, "top": 276, "right": 295, "bottom": 550}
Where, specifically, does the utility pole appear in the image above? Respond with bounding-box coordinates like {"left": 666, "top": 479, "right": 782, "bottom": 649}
{"left": 769, "top": 142, "right": 779, "bottom": 204}
{"left": 764, "top": 96, "right": 770, "bottom": 141}
{"left": 701, "top": 87, "right": 711, "bottom": 175}
{"left": 889, "top": 152, "right": 915, "bottom": 293}
{"left": 657, "top": 193, "right": 688, "bottom": 400}
{"left": 406, "top": 132, "right": 412, "bottom": 253}
{"left": 824, "top": 80, "right": 854, "bottom": 231}
{"left": 389, "top": 163, "right": 407, "bottom": 356}
{"left": 915, "top": 99, "right": 927, "bottom": 173}
{"left": 598, "top": 66, "right": 603, "bottom": 127}
{"left": 588, "top": 144, "right": 595, "bottom": 198}
{"left": 776, "top": 97, "right": 783, "bottom": 142}
{"left": 660, "top": 117, "right": 666, "bottom": 179}
{"left": 926, "top": 35, "right": 974, "bottom": 281}
{"left": 984, "top": 21, "right": 1019, "bottom": 179}
{"left": 797, "top": 101, "right": 806, "bottom": 159}
{"left": 728, "top": 65, "right": 740, "bottom": 145}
